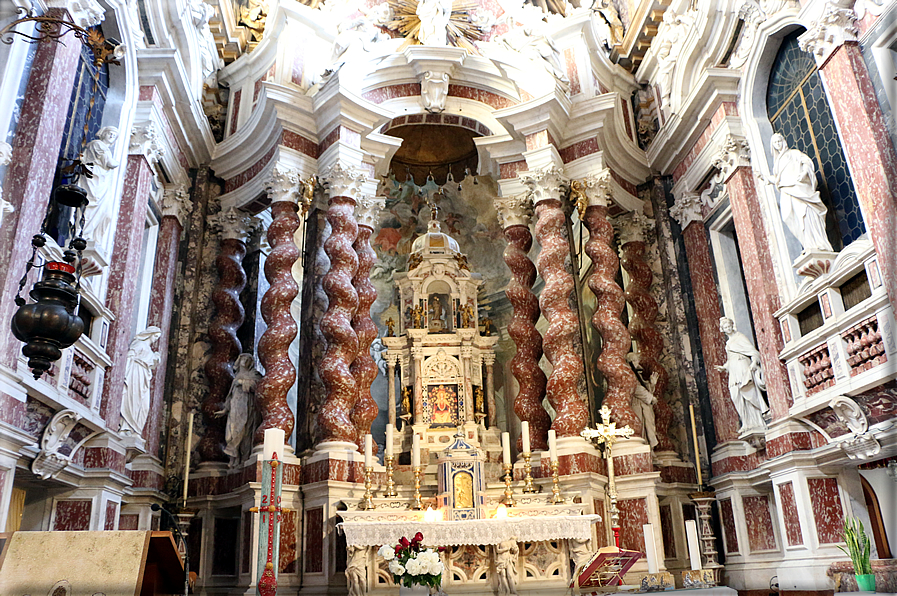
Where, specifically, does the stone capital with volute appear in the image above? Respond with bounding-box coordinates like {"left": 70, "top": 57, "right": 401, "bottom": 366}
{"left": 520, "top": 166, "right": 567, "bottom": 206}
{"left": 798, "top": 0, "right": 858, "bottom": 67}
{"left": 612, "top": 210, "right": 653, "bottom": 246}
{"left": 265, "top": 165, "right": 299, "bottom": 204}
{"left": 211, "top": 206, "right": 259, "bottom": 243}
{"left": 161, "top": 184, "right": 192, "bottom": 226}
{"left": 669, "top": 192, "right": 704, "bottom": 229}
{"left": 494, "top": 194, "right": 533, "bottom": 229}
{"left": 712, "top": 134, "right": 751, "bottom": 181}
{"left": 323, "top": 163, "right": 366, "bottom": 201}
{"left": 129, "top": 122, "right": 165, "bottom": 167}
{"left": 355, "top": 195, "right": 386, "bottom": 229}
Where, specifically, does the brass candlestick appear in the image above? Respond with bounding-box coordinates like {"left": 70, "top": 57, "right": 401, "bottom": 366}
{"left": 384, "top": 454, "right": 397, "bottom": 498}
{"left": 359, "top": 466, "right": 375, "bottom": 510}
{"left": 550, "top": 460, "right": 564, "bottom": 503}
{"left": 411, "top": 466, "right": 423, "bottom": 510}
{"left": 502, "top": 463, "right": 515, "bottom": 506}
{"left": 522, "top": 452, "right": 537, "bottom": 493}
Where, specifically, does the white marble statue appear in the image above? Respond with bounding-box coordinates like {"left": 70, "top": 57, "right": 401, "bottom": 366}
{"left": 761, "top": 133, "right": 833, "bottom": 253}
{"left": 215, "top": 353, "right": 262, "bottom": 465}
{"left": 715, "top": 317, "right": 769, "bottom": 433}
{"left": 502, "top": 23, "right": 569, "bottom": 88}
{"left": 120, "top": 326, "right": 162, "bottom": 435}
{"left": 422, "top": 70, "right": 450, "bottom": 113}
{"left": 346, "top": 545, "right": 367, "bottom": 596}
{"left": 568, "top": 537, "right": 594, "bottom": 573}
{"left": 495, "top": 538, "right": 519, "bottom": 596}
{"left": 627, "top": 352, "right": 659, "bottom": 448}
{"left": 329, "top": 16, "right": 387, "bottom": 72}
{"left": 0, "top": 141, "right": 13, "bottom": 230}
{"left": 80, "top": 126, "right": 120, "bottom": 250}
{"left": 416, "top": 0, "right": 452, "bottom": 46}
{"left": 191, "top": 0, "right": 223, "bottom": 84}
{"left": 654, "top": 10, "right": 689, "bottom": 111}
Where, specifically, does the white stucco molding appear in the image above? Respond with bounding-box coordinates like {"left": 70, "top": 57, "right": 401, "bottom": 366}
{"left": 798, "top": 0, "right": 859, "bottom": 67}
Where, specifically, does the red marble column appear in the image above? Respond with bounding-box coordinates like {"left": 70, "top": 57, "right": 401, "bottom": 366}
{"left": 99, "top": 155, "right": 154, "bottom": 430}
{"left": 672, "top": 195, "right": 740, "bottom": 443}
{"left": 725, "top": 167, "right": 792, "bottom": 420}
{"left": 349, "top": 196, "right": 384, "bottom": 451}
{"left": 317, "top": 164, "right": 363, "bottom": 447}
{"left": 495, "top": 196, "right": 550, "bottom": 452}
{"left": 200, "top": 207, "right": 252, "bottom": 461}
{"left": 256, "top": 167, "right": 300, "bottom": 444}
{"left": 816, "top": 42, "right": 897, "bottom": 314}
{"left": 0, "top": 11, "right": 81, "bottom": 376}
{"left": 525, "top": 168, "right": 588, "bottom": 438}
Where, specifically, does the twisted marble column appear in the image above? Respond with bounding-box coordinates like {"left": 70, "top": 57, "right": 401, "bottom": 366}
{"left": 524, "top": 168, "right": 587, "bottom": 438}
{"left": 317, "top": 164, "right": 364, "bottom": 446}
{"left": 495, "top": 195, "right": 550, "bottom": 451}
{"left": 256, "top": 166, "right": 301, "bottom": 444}
{"left": 201, "top": 207, "right": 254, "bottom": 461}
{"left": 350, "top": 196, "right": 385, "bottom": 450}
{"left": 616, "top": 211, "right": 674, "bottom": 451}
{"left": 576, "top": 173, "right": 640, "bottom": 434}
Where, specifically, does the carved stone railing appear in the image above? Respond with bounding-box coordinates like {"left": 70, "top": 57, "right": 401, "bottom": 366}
{"left": 842, "top": 315, "right": 887, "bottom": 377}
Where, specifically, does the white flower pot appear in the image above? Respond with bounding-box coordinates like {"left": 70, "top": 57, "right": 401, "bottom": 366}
{"left": 398, "top": 585, "right": 430, "bottom": 595}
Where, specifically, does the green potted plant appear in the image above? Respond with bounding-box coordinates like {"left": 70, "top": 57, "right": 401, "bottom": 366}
{"left": 839, "top": 518, "right": 875, "bottom": 592}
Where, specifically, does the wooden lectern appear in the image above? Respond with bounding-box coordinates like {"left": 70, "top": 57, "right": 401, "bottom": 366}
{"left": 0, "top": 530, "right": 185, "bottom": 596}
{"left": 570, "top": 547, "right": 642, "bottom": 593}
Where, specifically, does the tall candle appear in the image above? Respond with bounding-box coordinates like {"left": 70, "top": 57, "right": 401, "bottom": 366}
{"left": 501, "top": 432, "right": 511, "bottom": 466}
{"left": 385, "top": 424, "right": 394, "bottom": 457}
{"left": 643, "top": 523, "right": 659, "bottom": 574}
{"left": 364, "top": 434, "right": 373, "bottom": 468}
{"left": 263, "top": 428, "right": 285, "bottom": 461}
{"left": 521, "top": 421, "right": 530, "bottom": 454}
{"left": 685, "top": 520, "right": 702, "bottom": 571}
{"left": 547, "top": 429, "right": 558, "bottom": 462}
{"left": 689, "top": 404, "right": 703, "bottom": 486}
{"left": 412, "top": 433, "right": 421, "bottom": 468}
{"left": 182, "top": 411, "right": 194, "bottom": 506}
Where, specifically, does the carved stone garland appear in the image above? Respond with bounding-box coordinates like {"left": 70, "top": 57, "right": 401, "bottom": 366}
{"left": 496, "top": 195, "right": 550, "bottom": 451}
{"left": 255, "top": 166, "right": 301, "bottom": 444}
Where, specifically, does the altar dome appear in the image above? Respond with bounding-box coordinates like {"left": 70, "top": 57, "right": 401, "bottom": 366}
{"left": 411, "top": 213, "right": 461, "bottom": 255}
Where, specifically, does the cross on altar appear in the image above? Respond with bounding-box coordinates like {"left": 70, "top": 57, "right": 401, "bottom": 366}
{"left": 581, "top": 405, "right": 635, "bottom": 549}
{"left": 250, "top": 432, "right": 291, "bottom": 596}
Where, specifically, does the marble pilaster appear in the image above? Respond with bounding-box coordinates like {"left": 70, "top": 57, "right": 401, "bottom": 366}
{"left": 484, "top": 354, "right": 497, "bottom": 428}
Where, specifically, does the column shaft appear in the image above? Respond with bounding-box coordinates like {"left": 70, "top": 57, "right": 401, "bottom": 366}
{"left": 349, "top": 222, "right": 378, "bottom": 450}
{"left": 485, "top": 361, "right": 497, "bottom": 428}
{"left": 387, "top": 360, "right": 397, "bottom": 429}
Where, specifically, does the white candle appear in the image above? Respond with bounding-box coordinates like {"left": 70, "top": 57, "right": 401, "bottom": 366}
{"left": 412, "top": 433, "right": 421, "bottom": 468}
{"left": 685, "top": 520, "right": 702, "bottom": 571}
{"left": 263, "top": 428, "right": 285, "bottom": 461}
{"left": 364, "top": 434, "right": 373, "bottom": 468}
{"left": 501, "top": 432, "right": 511, "bottom": 466}
{"left": 385, "top": 424, "right": 394, "bottom": 457}
{"left": 521, "top": 421, "right": 530, "bottom": 454}
{"left": 182, "top": 411, "right": 194, "bottom": 506}
{"left": 547, "top": 429, "right": 558, "bottom": 462}
{"left": 643, "top": 523, "right": 659, "bottom": 574}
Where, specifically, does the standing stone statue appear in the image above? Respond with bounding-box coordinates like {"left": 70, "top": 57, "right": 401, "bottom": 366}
{"left": 627, "top": 352, "right": 659, "bottom": 448}
{"left": 762, "top": 133, "right": 833, "bottom": 253}
{"left": 715, "top": 317, "right": 769, "bottom": 433}
{"left": 346, "top": 545, "right": 367, "bottom": 596}
{"left": 120, "top": 326, "right": 162, "bottom": 435}
{"left": 215, "top": 353, "right": 262, "bottom": 465}
{"left": 80, "top": 126, "right": 120, "bottom": 251}
{"left": 495, "top": 537, "right": 519, "bottom": 596}
{"left": 416, "top": 0, "right": 452, "bottom": 46}
{"left": 0, "top": 141, "right": 13, "bottom": 230}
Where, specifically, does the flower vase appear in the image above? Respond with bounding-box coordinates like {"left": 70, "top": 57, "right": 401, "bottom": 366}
{"left": 399, "top": 585, "right": 430, "bottom": 595}
{"left": 855, "top": 573, "right": 876, "bottom": 592}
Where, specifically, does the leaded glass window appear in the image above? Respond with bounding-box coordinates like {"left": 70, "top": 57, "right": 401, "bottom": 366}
{"left": 766, "top": 29, "right": 864, "bottom": 250}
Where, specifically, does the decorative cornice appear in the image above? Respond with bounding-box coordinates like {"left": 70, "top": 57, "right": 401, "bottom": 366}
{"left": 161, "top": 185, "right": 192, "bottom": 226}
{"left": 494, "top": 194, "right": 533, "bottom": 228}
{"left": 265, "top": 164, "right": 299, "bottom": 204}
{"left": 712, "top": 134, "right": 751, "bottom": 180}
{"left": 519, "top": 166, "right": 567, "bottom": 206}
{"left": 46, "top": 0, "right": 105, "bottom": 28}
{"left": 612, "top": 210, "right": 653, "bottom": 246}
{"left": 129, "top": 122, "right": 165, "bottom": 167}
{"left": 798, "top": 0, "right": 858, "bottom": 67}
{"left": 323, "top": 163, "right": 366, "bottom": 202}
{"left": 210, "top": 206, "right": 258, "bottom": 242}
{"left": 355, "top": 195, "right": 386, "bottom": 229}
{"left": 669, "top": 193, "right": 704, "bottom": 229}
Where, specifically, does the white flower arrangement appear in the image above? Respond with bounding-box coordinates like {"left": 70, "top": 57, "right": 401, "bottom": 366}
{"left": 378, "top": 534, "right": 445, "bottom": 590}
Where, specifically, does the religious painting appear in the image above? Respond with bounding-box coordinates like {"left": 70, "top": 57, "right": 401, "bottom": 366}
{"left": 428, "top": 384, "right": 458, "bottom": 426}
{"left": 427, "top": 293, "right": 450, "bottom": 333}
{"left": 453, "top": 471, "right": 473, "bottom": 509}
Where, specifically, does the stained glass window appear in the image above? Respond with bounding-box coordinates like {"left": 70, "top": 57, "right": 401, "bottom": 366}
{"left": 766, "top": 30, "right": 865, "bottom": 249}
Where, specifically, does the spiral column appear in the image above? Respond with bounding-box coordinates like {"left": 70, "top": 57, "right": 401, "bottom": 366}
{"left": 200, "top": 207, "right": 255, "bottom": 461}
{"left": 255, "top": 166, "right": 301, "bottom": 444}
{"left": 495, "top": 195, "right": 550, "bottom": 451}
{"left": 578, "top": 173, "right": 641, "bottom": 435}
{"left": 523, "top": 167, "right": 588, "bottom": 438}
{"left": 317, "top": 164, "right": 364, "bottom": 447}
{"left": 349, "top": 195, "right": 385, "bottom": 450}
{"left": 615, "top": 211, "right": 675, "bottom": 451}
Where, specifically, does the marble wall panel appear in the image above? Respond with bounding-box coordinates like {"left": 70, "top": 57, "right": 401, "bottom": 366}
{"left": 104, "top": 501, "right": 117, "bottom": 530}
{"left": 305, "top": 507, "right": 324, "bottom": 573}
{"left": 807, "top": 477, "right": 844, "bottom": 545}
{"left": 659, "top": 504, "right": 676, "bottom": 559}
{"left": 118, "top": 514, "right": 139, "bottom": 530}
{"left": 719, "top": 497, "right": 739, "bottom": 553}
{"left": 618, "top": 497, "right": 649, "bottom": 552}
{"left": 54, "top": 500, "right": 92, "bottom": 531}
{"left": 280, "top": 508, "right": 298, "bottom": 574}
{"left": 742, "top": 495, "right": 777, "bottom": 552}
{"left": 778, "top": 481, "right": 803, "bottom": 546}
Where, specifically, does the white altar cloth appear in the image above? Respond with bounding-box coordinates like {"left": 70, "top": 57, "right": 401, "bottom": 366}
{"left": 338, "top": 514, "right": 602, "bottom": 547}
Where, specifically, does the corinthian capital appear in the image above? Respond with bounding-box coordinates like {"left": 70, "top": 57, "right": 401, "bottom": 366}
{"left": 612, "top": 210, "right": 653, "bottom": 246}
{"left": 519, "top": 166, "right": 567, "bottom": 206}
{"left": 265, "top": 165, "right": 299, "bottom": 204}
{"left": 129, "top": 122, "right": 165, "bottom": 167}
{"left": 570, "top": 169, "right": 614, "bottom": 218}
{"left": 669, "top": 193, "right": 703, "bottom": 229}
{"left": 712, "top": 134, "right": 751, "bottom": 180}
{"left": 356, "top": 195, "right": 386, "bottom": 229}
{"left": 210, "top": 206, "right": 259, "bottom": 242}
{"left": 494, "top": 194, "right": 533, "bottom": 228}
{"left": 323, "top": 163, "right": 366, "bottom": 201}
{"left": 161, "top": 184, "right": 193, "bottom": 225}
{"left": 798, "top": 0, "right": 858, "bottom": 67}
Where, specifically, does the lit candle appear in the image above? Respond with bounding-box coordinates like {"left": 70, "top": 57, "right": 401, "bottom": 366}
{"left": 521, "top": 421, "right": 530, "bottom": 454}
{"left": 643, "top": 523, "right": 659, "bottom": 574}
{"left": 385, "top": 424, "right": 394, "bottom": 457}
{"left": 412, "top": 433, "right": 421, "bottom": 468}
{"left": 182, "top": 411, "right": 194, "bottom": 506}
{"left": 364, "top": 434, "right": 373, "bottom": 468}
{"left": 263, "top": 428, "right": 285, "bottom": 461}
{"left": 501, "top": 432, "right": 511, "bottom": 466}
{"left": 685, "top": 520, "right": 702, "bottom": 571}
{"left": 689, "top": 404, "right": 703, "bottom": 486}
{"left": 548, "top": 429, "right": 558, "bottom": 462}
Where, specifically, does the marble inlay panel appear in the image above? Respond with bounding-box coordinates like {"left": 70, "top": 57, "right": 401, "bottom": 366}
{"left": 778, "top": 481, "right": 803, "bottom": 546}
{"left": 743, "top": 495, "right": 777, "bottom": 552}
{"left": 808, "top": 477, "right": 844, "bottom": 545}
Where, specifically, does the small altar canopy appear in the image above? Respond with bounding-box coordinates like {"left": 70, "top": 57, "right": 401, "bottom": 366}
{"left": 436, "top": 430, "right": 486, "bottom": 520}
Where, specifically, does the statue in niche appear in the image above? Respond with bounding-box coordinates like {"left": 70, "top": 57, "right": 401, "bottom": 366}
{"left": 760, "top": 133, "right": 834, "bottom": 253}
{"left": 715, "top": 317, "right": 769, "bottom": 433}
{"left": 345, "top": 545, "right": 367, "bottom": 596}
{"left": 416, "top": 0, "right": 452, "bottom": 46}
{"left": 80, "top": 126, "right": 120, "bottom": 251}
{"left": 422, "top": 71, "right": 450, "bottom": 113}
{"left": 626, "top": 352, "right": 659, "bottom": 448}
{"left": 215, "top": 354, "right": 262, "bottom": 466}
{"left": 495, "top": 538, "right": 520, "bottom": 596}
{"left": 428, "top": 294, "right": 448, "bottom": 332}
{"left": 385, "top": 317, "right": 396, "bottom": 337}
{"left": 120, "top": 327, "right": 162, "bottom": 435}
{"left": 474, "top": 386, "right": 484, "bottom": 415}
{"left": 401, "top": 386, "right": 412, "bottom": 416}
{"left": 0, "top": 141, "right": 13, "bottom": 230}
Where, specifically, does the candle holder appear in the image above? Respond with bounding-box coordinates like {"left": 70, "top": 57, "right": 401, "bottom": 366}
{"left": 410, "top": 466, "right": 423, "bottom": 510}
{"left": 550, "top": 460, "right": 564, "bottom": 504}
{"left": 359, "top": 466, "right": 375, "bottom": 510}
{"left": 522, "top": 452, "right": 538, "bottom": 494}
{"left": 690, "top": 491, "right": 722, "bottom": 585}
{"left": 502, "top": 463, "right": 515, "bottom": 506}
{"left": 384, "top": 454, "right": 398, "bottom": 498}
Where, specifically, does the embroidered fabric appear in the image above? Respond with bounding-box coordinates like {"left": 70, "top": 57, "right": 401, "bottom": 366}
{"left": 338, "top": 515, "right": 602, "bottom": 546}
